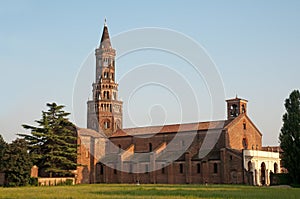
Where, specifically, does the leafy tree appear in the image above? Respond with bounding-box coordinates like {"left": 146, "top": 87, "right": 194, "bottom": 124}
{"left": 0, "top": 134, "right": 7, "bottom": 171}
{"left": 19, "top": 103, "right": 78, "bottom": 177}
{"left": 2, "top": 138, "right": 32, "bottom": 186}
{"left": 279, "top": 90, "right": 300, "bottom": 184}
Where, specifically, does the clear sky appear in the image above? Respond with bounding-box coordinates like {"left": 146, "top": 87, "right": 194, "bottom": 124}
{"left": 0, "top": 0, "right": 299, "bottom": 146}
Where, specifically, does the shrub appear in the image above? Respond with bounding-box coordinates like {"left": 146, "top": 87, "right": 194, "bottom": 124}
{"left": 270, "top": 173, "right": 291, "bottom": 185}
{"left": 65, "top": 179, "right": 73, "bottom": 185}
{"left": 29, "top": 177, "right": 38, "bottom": 186}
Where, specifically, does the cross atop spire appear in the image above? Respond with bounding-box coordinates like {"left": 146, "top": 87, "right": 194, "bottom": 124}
{"left": 104, "top": 17, "right": 107, "bottom": 27}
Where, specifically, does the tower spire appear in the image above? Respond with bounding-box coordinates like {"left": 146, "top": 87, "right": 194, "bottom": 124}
{"left": 100, "top": 18, "right": 111, "bottom": 48}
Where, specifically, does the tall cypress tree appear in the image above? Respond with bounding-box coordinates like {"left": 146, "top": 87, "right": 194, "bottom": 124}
{"left": 19, "top": 103, "right": 78, "bottom": 177}
{"left": 279, "top": 90, "right": 300, "bottom": 184}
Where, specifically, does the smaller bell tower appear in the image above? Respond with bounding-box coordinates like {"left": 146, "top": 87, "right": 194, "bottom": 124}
{"left": 226, "top": 97, "right": 248, "bottom": 120}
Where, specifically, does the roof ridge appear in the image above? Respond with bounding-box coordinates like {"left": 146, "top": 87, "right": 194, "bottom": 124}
{"left": 123, "top": 119, "right": 227, "bottom": 131}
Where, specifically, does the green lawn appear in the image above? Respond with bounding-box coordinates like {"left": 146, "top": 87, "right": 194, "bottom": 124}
{"left": 0, "top": 184, "right": 299, "bottom": 199}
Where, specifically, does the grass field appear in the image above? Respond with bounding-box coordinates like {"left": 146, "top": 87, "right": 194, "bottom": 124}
{"left": 0, "top": 184, "right": 299, "bottom": 199}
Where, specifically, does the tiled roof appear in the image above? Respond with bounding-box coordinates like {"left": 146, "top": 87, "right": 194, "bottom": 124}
{"left": 111, "top": 120, "right": 227, "bottom": 138}
{"left": 77, "top": 127, "right": 107, "bottom": 138}
{"left": 226, "top": 97, "right": 248, "bottom": 102}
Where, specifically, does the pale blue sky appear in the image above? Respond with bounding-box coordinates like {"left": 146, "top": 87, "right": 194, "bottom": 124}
{"left": 0, "top": 0, "right": 300, "bottom": 145}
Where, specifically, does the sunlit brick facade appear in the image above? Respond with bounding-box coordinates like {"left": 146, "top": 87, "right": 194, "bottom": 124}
{"left": 76, "top": 23, "right": 280, "bottom": 185}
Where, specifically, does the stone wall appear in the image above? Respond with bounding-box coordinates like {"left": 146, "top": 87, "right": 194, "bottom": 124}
{"left": 38, "top": 177, "right": 75, "bottom": 186}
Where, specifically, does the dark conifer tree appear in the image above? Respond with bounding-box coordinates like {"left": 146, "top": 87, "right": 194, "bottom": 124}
{"left": 20, "top": 103, "right": 78, "bottom": 177}
{"left": 0, "top": 134, "right": 7, "bottom": 172}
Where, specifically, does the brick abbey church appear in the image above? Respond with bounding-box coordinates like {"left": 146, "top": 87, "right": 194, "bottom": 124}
{"left": 76, "top": 23, "right": 281, "bottom": 185}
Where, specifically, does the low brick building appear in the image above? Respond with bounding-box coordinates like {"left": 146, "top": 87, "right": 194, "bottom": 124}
{"left": 76, "top": 22, "right": 280, "bottom": 185}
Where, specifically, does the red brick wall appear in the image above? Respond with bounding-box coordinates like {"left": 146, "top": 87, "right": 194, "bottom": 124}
{"left": 220, "top": 149, "right": 244, "bottom": 184}
{"left": 77, "top": 135, "right": 106, "bottom": 184}
{"left": 30, "top": 165, "right": 38, "bottom": 178}
{"left": 81, "top": 116, "right": 263, "bottom": 184}
{"left": 98, "top": 130, "right": 231, "bottom": 184}
{"left": 227, "top": 116, "right": 262, "bottom": 150}
{"left": 77, "top": 136, "right": 91, "bottom": 184}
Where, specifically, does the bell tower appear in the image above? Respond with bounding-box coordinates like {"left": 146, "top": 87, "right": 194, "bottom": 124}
{"left": 226, "top": 96, "right": 247, "bottom": 120}
{"left": 87, "top": 20, "right": 123, "bottom": 137}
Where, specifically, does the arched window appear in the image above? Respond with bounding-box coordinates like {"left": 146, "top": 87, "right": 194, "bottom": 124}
{"left": 214, "top": 163, "right": 218, "bottom": 173}
{"left": 104, "top": 120, "right": 110, "bottom": 129}
{"left": 104, "top": 72, "right": 108, "bottom": 78}
{"left": 115, "top": 120, "right": 121, "bottom": 130}
{"left": 179, "top": 164, "right": 184, "bottom": 174}
{"left": 197, "top": 163, "right": 201, "bottom": 173}
{"left": 162, "top": 164, "right": 165, "bottom": 174}
{"left": 100, "top": 164, "right": 104, "bottom": 175}
{"left": 242, "top": 104, "right": 246, "bottom": 113}
{"left": 261, "top": 162, "right": 266, "bottom": 185}
{"left": 274, "top": 163, "right": 278, "bottom": 174}
{"left": 248, "top": 161, "right": 252, "bottom": 172}
{"left": 104, "top": 58, "right": 108, "bottom": 66}
{"left": 149, "top": 143, "right": 152, "bottom": 152}
{"left": 118, "top": 144, "right": 121, "bottom": 153}
{"left": 230, "top": 104, "right": 238, "bottom": 117}
{"left": 113, "top": 165, "right": 117, "bottom": 174}
{"left": 243, "top": 122, "right": 247, "bottom": 130}
{"left": 104, "top": 91, "right": 109, "bottom": 99}
{"left": 242, "top": 138, "right": 248, "bottom": 149}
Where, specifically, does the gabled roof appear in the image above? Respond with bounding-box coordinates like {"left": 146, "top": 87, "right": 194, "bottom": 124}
{"left": 110, "top": 120, "right": 228, "bottom": 138}
{"left": 223, "top": 114, "right": 262, "bottom": 136}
